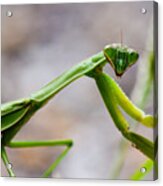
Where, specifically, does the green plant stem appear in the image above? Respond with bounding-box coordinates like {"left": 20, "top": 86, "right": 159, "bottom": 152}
{"left": 109, "top": 140, "right": 127, "bottom": 179}
{"left": 130, "top": 159, "right": 153, "bottom": 180}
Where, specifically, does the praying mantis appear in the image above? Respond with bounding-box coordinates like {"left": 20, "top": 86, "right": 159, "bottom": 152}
{"left": 1, "top": 43, "right": 156, "bottom": 178}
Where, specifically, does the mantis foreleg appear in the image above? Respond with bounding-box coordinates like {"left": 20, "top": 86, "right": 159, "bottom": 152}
{"left": 92, "top": 71, "right": 154, "bottom": 160}
{"left": 102, "top": 73, "right": 154, "bottom": 128}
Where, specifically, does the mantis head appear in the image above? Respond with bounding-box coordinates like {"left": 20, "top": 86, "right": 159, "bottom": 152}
{"left": 104, "top": 43, "right": 139, "bottom": 76}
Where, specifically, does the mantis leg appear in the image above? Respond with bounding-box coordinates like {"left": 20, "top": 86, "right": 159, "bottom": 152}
{"left": 6, "top": 139, "right": 73, "bottom": 177}
{"left": 1, "top": 145, "right": 15, "bottom": 177}
{"left": 101, "top": 72, "right": 155, "bottom": 128}
{"left": 93, "top": 71, "right": 154, "bottom": 160}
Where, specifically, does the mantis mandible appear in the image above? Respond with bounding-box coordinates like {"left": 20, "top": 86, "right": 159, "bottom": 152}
{"left": 1, "top": 43, "right": 155, "bottom": 177}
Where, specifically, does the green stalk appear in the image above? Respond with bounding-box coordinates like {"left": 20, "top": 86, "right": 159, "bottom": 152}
{"left": 130, "top": 159, "right": 153, "bottom": 180}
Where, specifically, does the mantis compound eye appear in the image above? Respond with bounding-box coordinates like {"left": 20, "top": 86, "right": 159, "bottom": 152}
{"left": 128, "top": 51, "right": 139, "bottom": 66}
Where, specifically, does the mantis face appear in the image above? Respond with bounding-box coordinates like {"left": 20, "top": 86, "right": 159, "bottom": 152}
{"left": 104, "top": 43, "right": 139, "bottom": 76}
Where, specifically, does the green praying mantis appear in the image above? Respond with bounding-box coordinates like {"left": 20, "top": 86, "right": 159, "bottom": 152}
{"left": 1, "top": 43, "right": 156, "bottom": 178}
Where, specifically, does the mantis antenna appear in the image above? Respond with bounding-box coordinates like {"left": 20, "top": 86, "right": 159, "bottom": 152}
{"left": 120, "top": 29, "right": 123, "bottom": 47}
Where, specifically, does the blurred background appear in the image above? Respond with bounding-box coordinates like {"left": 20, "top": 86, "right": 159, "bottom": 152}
{"left": 1, "top": 2, "right": 154, "bottom": 179}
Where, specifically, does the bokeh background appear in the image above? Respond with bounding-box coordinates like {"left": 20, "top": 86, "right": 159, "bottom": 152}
{"left": 1, "top": 2, "right": 154, "bottom": 179}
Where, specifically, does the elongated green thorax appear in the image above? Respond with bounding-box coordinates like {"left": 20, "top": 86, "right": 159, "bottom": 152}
{"left": 1, "top": 51, "right": 106, "bottom": 145}
{"left": 104, "top": 43, "right": 139, "bottom": 76}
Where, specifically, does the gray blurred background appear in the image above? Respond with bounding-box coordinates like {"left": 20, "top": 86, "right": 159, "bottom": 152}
{"left": 1, "top": 2, "right": 154, "bottom": 179}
